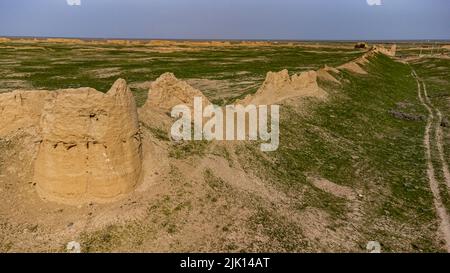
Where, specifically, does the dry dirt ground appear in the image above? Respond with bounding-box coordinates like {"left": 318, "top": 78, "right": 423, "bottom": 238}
{"left": 1, "top": 39, "right": 450, "bottom": 252}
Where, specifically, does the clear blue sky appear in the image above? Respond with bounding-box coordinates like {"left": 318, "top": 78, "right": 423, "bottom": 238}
{"left": 0, "top": 0, "right": 449, "bottom": 40}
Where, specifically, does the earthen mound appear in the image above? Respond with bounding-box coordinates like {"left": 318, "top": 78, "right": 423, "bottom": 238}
{"left": 143, "top": 72, "right": 211, "bottom": 111}
{"left": 338, "top": 61, "right": 368, "bottom": 74}
{"left": 317, "top": 65, "right": 341, "bottom": 84}
{"left": 239, "top": 69, "right": 327, "bottom": 105}
{"left": 372, "top": 44, "right": 397, "bottom": 57}
{"left": 139, "top": 73, "right": 212, "bottom": 132}
{"left": 337, "top": 44, "right": 397, "bottom": 74}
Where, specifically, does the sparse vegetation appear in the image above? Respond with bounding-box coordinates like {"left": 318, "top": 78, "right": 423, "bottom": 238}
{"left": 169, "top": 140, "right": 209, "bottom": 159}
{"left": 1, "top": 39, "right": 449, "bottom": 253}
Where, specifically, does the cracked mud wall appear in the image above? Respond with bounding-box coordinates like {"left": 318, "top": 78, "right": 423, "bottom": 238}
{"left": 34, "top": 79, "right": 142, "bottom": 204}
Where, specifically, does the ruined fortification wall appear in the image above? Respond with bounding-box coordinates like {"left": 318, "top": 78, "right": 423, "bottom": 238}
{"left": 0, "top": 79, "right": 143, "bottom": 205}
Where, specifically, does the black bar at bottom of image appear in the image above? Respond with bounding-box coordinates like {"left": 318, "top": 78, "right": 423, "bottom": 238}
{"left": 1, "top": 253, "right": 448, "bottom": 272}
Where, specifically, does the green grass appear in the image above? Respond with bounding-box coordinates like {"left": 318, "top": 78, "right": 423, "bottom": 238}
{"left": 140, "top": 122, "right": 170, "bottom": 141}
{"left": 0, "top": 41, "right": 361, "bottom": 102}
{"left": 169, "top": 140, "right": 209, "bottom": 159}
{"left": 204, "top": 168, "right": 227, "bottom": 190}
{"left": 248, "top": 206, "right": 307, "bottom": 252}
{"left": 411, "top": 57, "right": 450, "bottom": 215}
{"left": 236, "top": 54, "right": 440, "bottom": 251}
{"left": 1, "top": 40, "right": 446, "bottom": 252}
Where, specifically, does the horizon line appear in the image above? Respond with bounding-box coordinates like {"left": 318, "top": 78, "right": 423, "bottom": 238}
{"left": 1, "top": 35, "right": 450, "bottom": 43}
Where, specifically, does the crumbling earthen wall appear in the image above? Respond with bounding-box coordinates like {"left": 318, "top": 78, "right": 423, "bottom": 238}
{"left": 34, "top": 79, "right": 142, "bottom": 204}
{"left": 143, "top": 72, "right": 211, "bottom": 111}
{"left": 238, "top": 69, "right": 327, "bottom": 105}
{"left": 0, "top": 79, "right": 142, "bottom": 205}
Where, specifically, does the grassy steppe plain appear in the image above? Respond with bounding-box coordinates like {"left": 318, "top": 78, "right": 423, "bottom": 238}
{"left": 0, "top": 40, "right": 449, "bottom": 252}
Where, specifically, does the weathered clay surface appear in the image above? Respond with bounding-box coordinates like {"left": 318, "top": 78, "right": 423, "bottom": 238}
{"left": 0, "top": 79, "right": 142, "bottom": 205}
{"left": 143, "top": 72, "right": 211, "bottom": 111}
{"left": 238, "top": 69, "right": 327, "bottom": 105}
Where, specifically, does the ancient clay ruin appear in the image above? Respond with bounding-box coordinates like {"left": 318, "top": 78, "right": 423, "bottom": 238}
{"left": 0, "top": 79, "right": 142, "bottom": 205}
{"left": 0, "top": 45, "right": 395, "bottom": 205}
